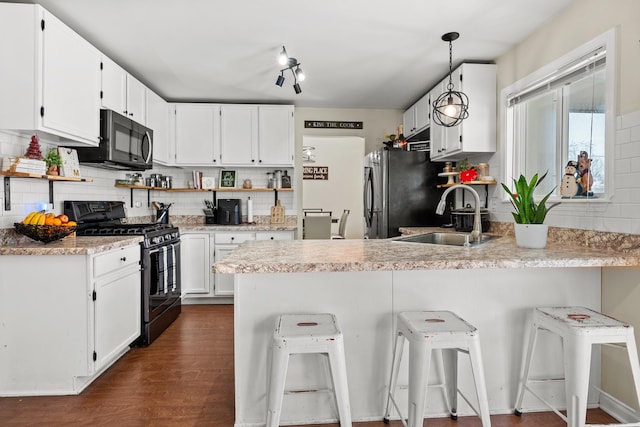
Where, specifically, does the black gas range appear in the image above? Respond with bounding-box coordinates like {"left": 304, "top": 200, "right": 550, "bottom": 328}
{"left": 64, "top": 200, "right": 181, "bottom": 346}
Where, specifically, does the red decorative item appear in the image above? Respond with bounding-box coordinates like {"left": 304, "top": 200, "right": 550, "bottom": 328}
{"left": 459, "top": 168, "right": 477, "bottom": 182}
{"left": 25, "top": 135, "right": 42, "bottom": 160}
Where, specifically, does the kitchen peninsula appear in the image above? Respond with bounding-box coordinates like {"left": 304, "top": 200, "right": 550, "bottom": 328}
{"left": 214, "top": 231, "right": 640, "bottom": 426}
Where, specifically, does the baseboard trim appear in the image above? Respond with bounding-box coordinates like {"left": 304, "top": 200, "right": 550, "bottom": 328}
{"left": 600, "top": 393, "right": 640, "bottom": 423}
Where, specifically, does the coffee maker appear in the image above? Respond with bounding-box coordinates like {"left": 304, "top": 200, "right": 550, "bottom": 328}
{"left": 217, "top": 199, "right": 242, "bottom": 225}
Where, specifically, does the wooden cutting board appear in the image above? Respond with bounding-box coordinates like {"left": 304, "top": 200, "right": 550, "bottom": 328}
{"left": 270, "top": 200, "right": 285, "bottom": 224}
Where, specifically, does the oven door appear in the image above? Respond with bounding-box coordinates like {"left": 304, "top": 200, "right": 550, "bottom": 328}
{"left": 146, "top": 241, "right": 181, "bottom": 322}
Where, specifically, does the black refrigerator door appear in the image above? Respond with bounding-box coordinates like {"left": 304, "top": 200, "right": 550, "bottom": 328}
{"left": 386, "top": 150, "right": 447, "bottom": 237}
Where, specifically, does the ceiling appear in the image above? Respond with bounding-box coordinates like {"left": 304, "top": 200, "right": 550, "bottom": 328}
{"left": 15, "top": 0, "right": 572, "bottom": 109}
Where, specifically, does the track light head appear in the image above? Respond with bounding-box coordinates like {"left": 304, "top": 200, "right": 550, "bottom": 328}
{"left": 278, "top": 46, "right": 288, "bottom": 66}
{"left": 295, "top": 66, "right": 305, "bottom": 82}
{"left": 275, "top": 74, "right": 285, "bottom": 87}
{"left": 293, "top": 83, "right": 302, "bottom": 94}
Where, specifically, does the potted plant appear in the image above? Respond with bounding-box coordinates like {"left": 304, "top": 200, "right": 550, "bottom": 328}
{"left": 44, "top": 148, "right": 62, "bottom": 176}
{"left": 501, "top": 172, "right": 558, "bottom": 248}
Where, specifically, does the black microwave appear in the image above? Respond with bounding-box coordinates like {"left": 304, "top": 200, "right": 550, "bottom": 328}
{"left": 74, "top": 109, "right": 153, "bottom": 170}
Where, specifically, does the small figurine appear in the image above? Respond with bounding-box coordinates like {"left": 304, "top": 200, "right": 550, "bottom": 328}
{"left": 560, "top": 160, "right": 581, "bottom": 197}
{"left": 577, "top": 151, "right": 593, "bottom": 195}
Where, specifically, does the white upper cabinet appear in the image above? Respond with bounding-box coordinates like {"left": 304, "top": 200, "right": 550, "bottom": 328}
{"left": 258, "top": 105, "right": 294, "bottom": 166}
{"left": 219, "top": 104, "right": 294, "bottom": 167}
{"left": 220, "top": 105, "right": 258, "bottom": 165}
{"left": 101, "top": 55, "right": 147, "bottom": 125}
{"left": 0, "top": 3, "right": 101, "bottom": 146}
{"left": 403, "top": 92, "right": 430, "bottom": 138}
{"left": 174, "top": 103, "right": 220, "bottom": 166}
{"left": 430, "top": 63, "right": 497, "bottom": 161}
{"left": 146, "top": 89, "right": 172, "bottom": 165}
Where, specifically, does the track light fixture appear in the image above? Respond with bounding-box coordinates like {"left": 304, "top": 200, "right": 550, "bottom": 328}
{"left": 275, "top": 45, "right": 305, "bottom": 94}
{"left": 432, "top": 32, "right": 469, "bottom": 127}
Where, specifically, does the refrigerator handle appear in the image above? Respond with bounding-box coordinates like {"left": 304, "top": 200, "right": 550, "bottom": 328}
{"left": 364, "top": 166, "right": 374, "bottom": 227}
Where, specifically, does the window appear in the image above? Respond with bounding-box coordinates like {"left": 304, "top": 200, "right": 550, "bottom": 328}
{"left": 503, "top": 29, "right": 616, "bottom": 201}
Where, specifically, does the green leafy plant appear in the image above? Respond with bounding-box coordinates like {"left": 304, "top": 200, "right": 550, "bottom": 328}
{"left": 501, "top": 172, "right": 559, "bottom": 224}
{"left": 43, "top": 148, "right": 62, "bottom": 167}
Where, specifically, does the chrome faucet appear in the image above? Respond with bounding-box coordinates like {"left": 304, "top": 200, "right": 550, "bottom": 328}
{"left": 436, "top": 184, "right": 482, "bottom": 243}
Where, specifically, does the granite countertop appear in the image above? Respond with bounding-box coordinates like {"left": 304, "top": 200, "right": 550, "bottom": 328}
{"left": 0, "top": 235, "right": 143, "bottom": 256}
{"left": 214, "top": 227, "right": 640, "bottom": 274}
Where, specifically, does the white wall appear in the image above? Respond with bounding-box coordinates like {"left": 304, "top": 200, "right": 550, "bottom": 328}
{"left": 486, "top": 0, "right": 640, "bottom": 234}
{"left": 302, "top": 136, "right": 364, "bottom": 238}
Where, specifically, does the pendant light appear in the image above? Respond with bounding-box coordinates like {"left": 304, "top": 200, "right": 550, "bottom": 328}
{"left": 432, "top": 32, "right": 469, "bottom": 127}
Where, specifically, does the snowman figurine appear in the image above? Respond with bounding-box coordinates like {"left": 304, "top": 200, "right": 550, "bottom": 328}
{"left": 560, "top": 160, "right": 582, "bottom": 198}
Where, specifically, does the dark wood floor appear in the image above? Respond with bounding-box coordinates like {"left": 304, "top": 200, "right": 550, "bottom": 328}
{"left": 0, "top": 304, "right": 618, "bottom": 426}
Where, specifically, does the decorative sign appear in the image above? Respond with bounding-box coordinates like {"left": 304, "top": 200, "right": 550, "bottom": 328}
{"left": 303, "top": 166, "right": 329, "bottom": 180}
{"left": 304, "top": 121, "right": 363, "bottom": 130}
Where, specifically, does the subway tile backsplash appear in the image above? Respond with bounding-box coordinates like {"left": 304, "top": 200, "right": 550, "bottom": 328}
{"left": 0, "top": 131, "right": 295, "bottom": 229}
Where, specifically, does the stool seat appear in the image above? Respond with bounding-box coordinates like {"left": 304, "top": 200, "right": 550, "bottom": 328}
{"left": 267, "top": 313, "right": 352, "bottom": 427}
{"left": 384, "top": 310, "right": 491, "bottom": 427}
{"left": 514, "top": 306, "right": 640, "bottom": 427}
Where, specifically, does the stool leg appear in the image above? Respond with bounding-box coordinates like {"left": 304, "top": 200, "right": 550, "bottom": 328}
{"left": 266, "top": 345, "right": 290, "bottom": 427}
{"left": 328, "top": 343, "right": 353, "bottom": 427}
{"left": 442, "top": 348, "right": 458, "bottom": 419}
{"left": 408, "top": 341, "right": 431, "bottom": 427}
{"left": 625, "top": 331, "right": 640, "bottom": 408}
{"left": 563, "top": 337, "right": 592, "bottom": 427}
{"left": 468, "top": 336, "right": 492, "bottom": 427}
{"left": 514, "top": 322, "right": 541, "bottom": 414}
{"left": 384, "top": 333, "right": 406, "bottom": 421}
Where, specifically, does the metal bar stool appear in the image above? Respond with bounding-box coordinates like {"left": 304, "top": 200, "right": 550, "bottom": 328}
{"left": 514, "top": 306, "right": 640, "bottom": 427}
{"left": 384, "top": 311, "right": 492, "bottom": 427}
{"left": 266, "top": 313, "right": 352, "bottom": 427}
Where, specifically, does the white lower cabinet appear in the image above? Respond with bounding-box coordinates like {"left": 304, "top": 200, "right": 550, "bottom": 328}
{"left": 180, "top": 233, "right": 212, "bottom": 296}
{"left": 0, "top": 243, "right": 141, "bottom": 396}
{"left": 180, "top": 230, "right": 294, "bottom": 301}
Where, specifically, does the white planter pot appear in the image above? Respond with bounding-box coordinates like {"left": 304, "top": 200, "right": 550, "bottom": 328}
{"left": 514, "top": 223, "right": 549, "bottom": 249}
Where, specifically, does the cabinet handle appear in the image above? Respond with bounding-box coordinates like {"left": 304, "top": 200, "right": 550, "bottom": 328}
{"left": 270, "top": 237, "right": 274, "bottom": 240}
{"left": 230, "top": 237, "right": 235, "bottom": 241}
{"left": 120, "top": 257, "right": 127, "bottom": 262}
{"left": 251, "top": 159, "right": 255, "bottom": 163}
{"left": 129, "top": 113, "right": 133, "bottom": 117}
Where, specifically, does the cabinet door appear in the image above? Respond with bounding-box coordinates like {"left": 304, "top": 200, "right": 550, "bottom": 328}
{"left": 402, "top": 106, "right": 416, "bottom": 137}
{"left": 180, "top": 233, "right": 212, "bottom": 295}
{"left": 126, "top": 74, "right": 146, "bottom": 124}
{"left": 41, "top": 9, "right": 101, "bottom": 145}
{"left": 220, "top": 105, "right": 258, "bottom": 165}
{"left": 94, "top": 262, "right": 141, "bottom": 371}
{"left": 258, "top": 106, "right": 293, "bottom": 166}
{"left": 213, "top": 246, "right": 235, "bottom": 296}
{"left": 429, "top": 87, "right": 445, "bottom": 159}
{"left": 174, "top": 104, "right": 220, "bottom": 165}
{"left": 100, "top": 55, "right": 127, "bottom": 114}
{"left": 414, "top": 93, "right": 430, "bottom": 131}
{"left": 147, "top": 90, "right": 172, "bottom": 165}
{"left": 442, "top": 67, "right": 463, "bottom": 154}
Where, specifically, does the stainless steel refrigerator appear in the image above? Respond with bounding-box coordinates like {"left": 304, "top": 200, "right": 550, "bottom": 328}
{"left": 363, "top": 149, "right": 449, "bottom": 238}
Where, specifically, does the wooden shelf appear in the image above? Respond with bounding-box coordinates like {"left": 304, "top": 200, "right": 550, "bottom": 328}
{"left": 1, "top": 171, "right": 92, "bottom": 182}
{"left": 114, "top": 184, "right": 292, "bottom": 192}
{"left": 2, "top": 171, "right": 93, "bottom": 211}
{"left": 114, "top": 184, "right": 294, "bottom": 207}
{"left": 437, "top": 180, "right": 497, "bottom": 188}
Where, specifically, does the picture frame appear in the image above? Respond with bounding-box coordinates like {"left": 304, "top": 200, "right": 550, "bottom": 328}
{"left": 219, "top": 170, "right": 237, "bottom": 188}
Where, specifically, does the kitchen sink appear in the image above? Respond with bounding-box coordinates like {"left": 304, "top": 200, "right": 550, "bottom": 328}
{"left": 393, "top": 232, "right": 495, "bottom": 247}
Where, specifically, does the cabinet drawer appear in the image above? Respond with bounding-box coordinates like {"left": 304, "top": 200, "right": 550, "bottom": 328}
{"left": 93, "top": 245, "right": 140, "bottom": 278}
{"left": 255, "top": 231, "right": 294, "bottom": 241}
{"left": 214, "top": 232, "right": 255, "bottom": 244}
